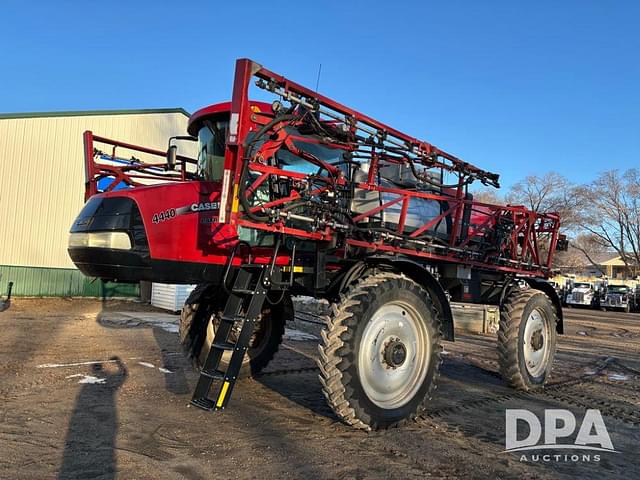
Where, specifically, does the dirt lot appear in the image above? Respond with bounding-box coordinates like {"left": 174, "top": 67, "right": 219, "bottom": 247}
{"left": 0, "top": 298, "right": 638, "bottom": 480}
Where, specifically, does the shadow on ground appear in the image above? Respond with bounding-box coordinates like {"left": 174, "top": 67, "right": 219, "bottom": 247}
{"left": 58, "top": 357, "right": 127, "bottom": 480}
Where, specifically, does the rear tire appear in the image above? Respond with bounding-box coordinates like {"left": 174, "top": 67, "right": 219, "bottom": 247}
{"left": 179, "top": 284, "right": 290, "bottom": 377}
{"left": 498, "top": 288, "right": 557, "bottom": 391}
{"left": 318, "top": 272, "right": 442, "bottom": 430}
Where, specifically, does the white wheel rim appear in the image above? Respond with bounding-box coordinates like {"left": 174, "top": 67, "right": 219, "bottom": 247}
{"left": 205, "top": 319, "right": 238, "bottom": 364}
{"left": 358, "top": 301, "right": 430, "bottom": 409}
{"left": 204, "top": 311, "right": 268, "bottom": 365}
{"left": 523, "top": 308, "right": 550, "bottom": 378}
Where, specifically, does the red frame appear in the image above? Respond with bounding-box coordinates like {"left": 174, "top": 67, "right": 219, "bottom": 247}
{"left": 80, "top": 59, "right": 562, "bottom": 278}
{"left": 83, "top": 131, "right": 198, "bottom": 201}
{"left": 219, "top": 59, "right": 561, "bottom": 277}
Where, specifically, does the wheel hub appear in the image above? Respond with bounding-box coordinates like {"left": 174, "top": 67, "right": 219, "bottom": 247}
{"left": 357, "top": 302, "right": 431, "bottom": 409}
{"left": 383, "top": 339, "right": 407, "bottom": 368}
{"left": 530, "top": 329, "right": 544, "bottom": 351}
{"left": 523, "top": 307, "right": 550, "bottom": 378}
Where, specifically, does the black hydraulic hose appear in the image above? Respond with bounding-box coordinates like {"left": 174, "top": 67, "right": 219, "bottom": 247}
{"left": 242, "top": 114, "right": 296, "bottom": 151}
{"left": 239, "top": 112, "right": 344, "bottom": 223}
{"left": 238, "top": 111, "right": 469, "bottom": 242}
{"left": 239, "top": 114, "right": 297, "bottom": 222}
{"left": 239, "top": 162, "right": 270, "bottom": 222}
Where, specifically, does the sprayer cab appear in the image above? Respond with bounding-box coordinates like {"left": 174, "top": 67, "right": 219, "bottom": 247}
{"left": 67, "top": 101, "right": 279, "bottom": 285}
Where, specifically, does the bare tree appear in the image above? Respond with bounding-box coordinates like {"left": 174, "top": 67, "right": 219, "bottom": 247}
{"left": 506, "top": 172, "right": 582, "bottom": 232}
{"left": 577, "top": 169, "right": 640, "bottom": 275}
{"left": 503, "top": 172, "right": 588, "bottom": 269}
{"left": 472, "top": 188, "right": 502, "bottom": 205}
{"left": 565, "top": 233, "right": 610, "bottom": 275}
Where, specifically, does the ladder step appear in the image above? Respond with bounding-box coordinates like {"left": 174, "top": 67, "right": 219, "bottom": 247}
{"left": 212, "top": 341, "right": 237, "bottom": 351}
{"left": 200, "top": 369, "right": 225, "bottom": 380}
{"left": 190, "top": 263, "right": 270, "bottom": 413}
{"left": 239, "top": 264, "right": 264, "bottom": 271}
{"left": 190, "top": 397, "right": 216, "bottom": 411}
{"left": 232, "top": 288, "right": 256, "bottom": 295}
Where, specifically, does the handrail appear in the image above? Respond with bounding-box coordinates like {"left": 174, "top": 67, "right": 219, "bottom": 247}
{"left": 83, "top": 130, "right": 198, "bottom": 200}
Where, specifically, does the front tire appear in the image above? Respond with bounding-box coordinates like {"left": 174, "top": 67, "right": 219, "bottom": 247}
{"left": 179, "top": 284, "right": 290, "bottom": 377}
{"left": 318, "top": 272, "right": 442, "bottom": 430}
{"left": 498, "top": 288, "right": 557, "bottom": 391}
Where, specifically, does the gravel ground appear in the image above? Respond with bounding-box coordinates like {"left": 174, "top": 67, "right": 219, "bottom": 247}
{"left": 0, "top": 298, "right": 638, "bottom": 479}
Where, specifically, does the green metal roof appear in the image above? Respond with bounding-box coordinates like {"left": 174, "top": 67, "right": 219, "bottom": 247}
{"left": 0, "top": 107, "right": 191, "bottom": 120}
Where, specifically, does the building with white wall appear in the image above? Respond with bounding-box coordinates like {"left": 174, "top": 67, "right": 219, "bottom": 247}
{"left": 0, "top": 108, "right": 195, "bottom": 296}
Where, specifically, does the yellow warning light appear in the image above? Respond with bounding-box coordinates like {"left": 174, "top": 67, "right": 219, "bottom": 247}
{"left": 250, "top": 105, "right": 261, "bottom": 113}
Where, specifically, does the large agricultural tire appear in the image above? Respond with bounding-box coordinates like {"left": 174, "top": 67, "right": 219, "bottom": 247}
{"left": 179, "top": 284, "right": 291, "bottom": 377}
{"left": 318, "top": 272, "right": 442, "bottom": 430}
{"left": 498, "top": 288, "right": 557, "bottom": 391}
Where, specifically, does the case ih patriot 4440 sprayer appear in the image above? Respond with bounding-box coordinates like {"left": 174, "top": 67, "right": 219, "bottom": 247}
{"left": 68, "top": 59, "right": 567, "bottom": 430}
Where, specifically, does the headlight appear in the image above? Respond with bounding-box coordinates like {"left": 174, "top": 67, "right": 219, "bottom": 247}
{"left": 68, "top": 232, "right": 132, "bottom": 250}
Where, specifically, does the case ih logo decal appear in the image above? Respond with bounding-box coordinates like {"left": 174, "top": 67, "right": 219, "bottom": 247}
{"left": 188, "top": 202, "right": 220, "bottom": 212}
{"left": 152, "top": 202, "right": 220, "bottom": 224}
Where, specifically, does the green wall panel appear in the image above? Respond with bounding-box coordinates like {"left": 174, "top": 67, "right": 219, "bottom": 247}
{"left": 0, "top": 265, "right": 139, "bottom": 298}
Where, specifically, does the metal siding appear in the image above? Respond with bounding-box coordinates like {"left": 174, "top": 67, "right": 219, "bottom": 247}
{"left": 0, "top": 112, "right": 196, "bottom": 269}
{"left": 0, "top": 265, "right": 139, "bottom": 297}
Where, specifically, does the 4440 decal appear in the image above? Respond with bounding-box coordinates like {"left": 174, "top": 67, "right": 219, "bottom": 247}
{"left": 152, "top": 202, "right": 220, "bottom": 224}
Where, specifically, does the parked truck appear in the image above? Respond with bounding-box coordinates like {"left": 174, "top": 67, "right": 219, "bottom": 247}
{"left": 565, "top": 281, "right": 600, "bottom": 308}
{"left": 67, "top": 58, "right": 566, "bottom": 430}
{"left": 600, "top": 283, "right": 638, "bottom": 313}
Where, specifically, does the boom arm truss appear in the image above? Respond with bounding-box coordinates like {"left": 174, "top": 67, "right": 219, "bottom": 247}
{"left": 219, "top": 59, "right": 561, "bottom": 277}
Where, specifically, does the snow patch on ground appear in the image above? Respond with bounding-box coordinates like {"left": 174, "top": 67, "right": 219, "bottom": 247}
{"left": 99, "top": 312, "right": 179, "bottom": 333}
{"left": 138, "top": 361, "right": 155, "bottom": 368}
{"left": 37, "top": 359, "right": 118, "bottom": 369}
{"left": 293, "top": 296, "right": 330, "bottom": 316}
{"left": 576, "top": 331, "right": 588, "bottom": 336}
{"left": 156, "top": 322, "right": 179, "bottom": 333}
{"left": 284, "top": 328, "right": 318, "bottom": 341}
{"left": 78, "top": 375, "right": 106, "bottom": 384}
{"left": 158, "top": 367, "right": 173, "bottom": 374}
{"left": 65, "top": 374, "right": 106, "bottom": 384}
{"left": 294, "top": 296, "right": 319, "bottom": 305}
{"left": 608, "top": 373, "right": 630, "bottom": 381}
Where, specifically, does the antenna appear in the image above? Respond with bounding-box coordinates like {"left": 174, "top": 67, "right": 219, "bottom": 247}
{"left": 315, "top": 63, "right": 322, "bottom": 92}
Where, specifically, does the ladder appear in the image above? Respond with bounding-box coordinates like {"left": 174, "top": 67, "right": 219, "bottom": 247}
{"left": 190, "top": 264, "right": 269, "bottom": 411}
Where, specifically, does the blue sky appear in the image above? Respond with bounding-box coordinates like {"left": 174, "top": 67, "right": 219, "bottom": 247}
{"left": 2, "top": 1, "right": 639, "bottom": 189}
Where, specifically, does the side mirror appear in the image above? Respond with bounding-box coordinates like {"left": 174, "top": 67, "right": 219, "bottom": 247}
{"left": 167, "top": 145, "right": 177, "bottom": 171}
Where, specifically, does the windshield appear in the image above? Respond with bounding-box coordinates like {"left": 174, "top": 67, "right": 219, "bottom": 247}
{"left": 574, "top": 283, "right": 591, "bottom": 289}
{"left": 197, "top": 119, "right": 228, "bottom": 181}
{"left": 608, "top": 285, "right": 629, "bottom": 293}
